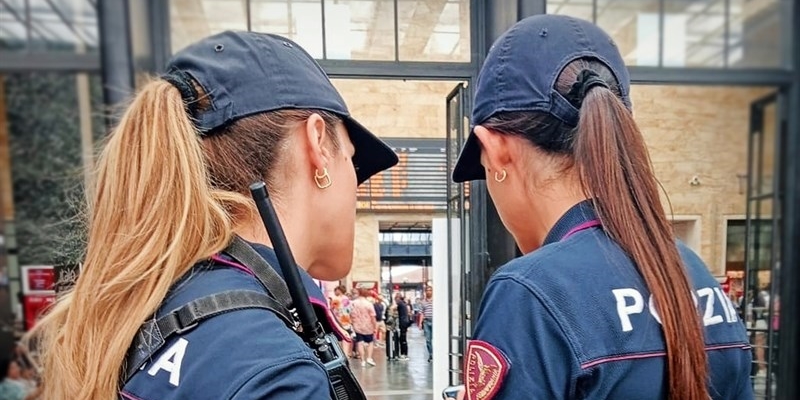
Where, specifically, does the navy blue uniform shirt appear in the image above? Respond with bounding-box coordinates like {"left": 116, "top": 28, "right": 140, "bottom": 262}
{"left": 121, "top": 243, "right": 338, "bottom": 400}
{"left": 467, "top": 201, "right": 753, "bottom": 400}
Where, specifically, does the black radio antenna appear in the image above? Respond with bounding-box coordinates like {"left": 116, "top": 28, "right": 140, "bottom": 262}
{"left": 249, "top": 182, "right": 335, "bottom": 362}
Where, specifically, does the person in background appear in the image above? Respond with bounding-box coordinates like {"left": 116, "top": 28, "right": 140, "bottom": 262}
{"left": 331, "top": 285, "right": 354, "bottom": 359}
{"left": 5, "top": 360, "right": 35, "bottom": 393}
{"left": 394, "top": 294, "right": 411, "bottom": 361}
{"left": 347, "top": 288, "right": 362, "bottom": 358}
{"left": 373, "top": 293, "right": 386, "bottom": 348}
{"left": 413, "top": 297, "right": 423, "bottom": 326}
{"left": 421, "top": 285, "right": 434, "bottom": 362}
{"left": 751, "top": 282, "right": 771, "bottom": 376}
{"left": 350, "top": 288, "right": 377, "bottom": 367}
{"left": 19, "top": 367, "right": 37, "bottom": 394}
{"left": 385, "top": 298, "right": 400, "bottom": 361}
{"left": 0, "top": 358, "right": 41, "bottom": 400}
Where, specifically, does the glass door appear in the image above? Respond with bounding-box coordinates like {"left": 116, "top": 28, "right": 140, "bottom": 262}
{"left": 445, "top": 82, "right": 470, "bottom": 386}
{"left": 744, "top": 92, "right": 784, "bottom": 399}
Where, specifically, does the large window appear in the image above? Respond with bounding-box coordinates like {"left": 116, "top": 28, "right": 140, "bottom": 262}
{"left": 0, "top": 0, "right": 99, "bottom": 53}
{"left": 726, "top": 219, "right": 774, "bottom": 273}
{"left": 170, "top": 0, "right": 471, "bottom": 62}
{"left": 323, "top": 0, "right": 395, "bottom": 60}
{"left": 548, "top": 0, "right": 793, "bottom": 69}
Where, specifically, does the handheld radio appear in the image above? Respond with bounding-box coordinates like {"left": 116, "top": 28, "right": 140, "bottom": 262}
{"left": 249, "top": 182, "right": 367, "bottom": 400}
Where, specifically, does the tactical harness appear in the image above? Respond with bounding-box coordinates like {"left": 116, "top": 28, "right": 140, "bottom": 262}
{"left": 122, "top": 237, "right": 302, "bottom": 383}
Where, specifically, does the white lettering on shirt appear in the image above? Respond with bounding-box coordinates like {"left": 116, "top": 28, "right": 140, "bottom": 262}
{"left": 147, "top": 338, "right": 188, "bottom": 387}
{"left": 648, "top": 295, "right": 662, "bottom": 324}
{"left": 612, "top": 286, "right": 739, "bottom": 332}
{"left": 612, "top": 288, "right": 644, "bottom": 332}
{"left": 697, "top": 287, "right": 724, "bottom": 327}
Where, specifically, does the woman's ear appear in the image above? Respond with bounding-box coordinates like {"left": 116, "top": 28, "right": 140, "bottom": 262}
{"left": 474, "top": 126, "right": 512, "bottom": 173}
{"left": 303, "top": 113, "right": 331, "bottom": 171}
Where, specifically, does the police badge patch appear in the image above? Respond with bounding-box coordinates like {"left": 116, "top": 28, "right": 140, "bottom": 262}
{"left": 465, "top": 340, "right": 510, "bottom": 400}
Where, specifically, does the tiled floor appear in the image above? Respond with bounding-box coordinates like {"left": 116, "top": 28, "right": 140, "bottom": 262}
{"left": 350, "top": 326, "right": 434, "bottom": 400}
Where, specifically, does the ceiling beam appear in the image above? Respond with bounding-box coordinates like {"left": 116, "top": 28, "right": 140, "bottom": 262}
{"left": 43, "top": 0, "right": 92, "bottom": 46}
{"left": 0, "top": 51, "right": 100, "bottom": 72}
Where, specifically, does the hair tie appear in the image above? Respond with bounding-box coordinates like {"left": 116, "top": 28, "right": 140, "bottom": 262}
{"left": 162, "top": 70, "right": 200, "bottom": 117}
{"left": 566, "top": 69, "right": 609, "bottom": 109}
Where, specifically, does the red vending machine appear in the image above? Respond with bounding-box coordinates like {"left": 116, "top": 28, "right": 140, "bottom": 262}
{"left": 21, "top": 266, "right": 56, "bottom": 331}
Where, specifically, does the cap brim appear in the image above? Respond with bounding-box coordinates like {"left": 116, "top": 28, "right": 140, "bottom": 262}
{"left": 452, "top": 132, "right": 485, "bottom": 183}
{"left": 342, "top": 117, "right": 399, "bottom": 185}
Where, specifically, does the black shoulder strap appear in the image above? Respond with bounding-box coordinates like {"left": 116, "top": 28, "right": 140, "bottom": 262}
{"left": 123, "top": 289, "right": 297, "bottom": 383}
{"left": 223, "top": 236, "right": 294, "bottom": 312}
{"left": 122, "top": 237, "right": 302, "bottom": 384}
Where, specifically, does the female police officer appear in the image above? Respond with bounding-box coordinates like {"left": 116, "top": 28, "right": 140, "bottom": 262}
{"left": 30, "top": 31, "right": 397, "bottom": 399}
{"left": 451, "top": 15, "right": 753, "bottom": 400}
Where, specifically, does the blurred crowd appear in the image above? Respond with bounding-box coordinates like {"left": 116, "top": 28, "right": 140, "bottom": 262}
{"left": 329, "top": 284, "right": 434, "bottom": 367}
{"left": 0, "top": 344, "right": 42, "bottom": 400}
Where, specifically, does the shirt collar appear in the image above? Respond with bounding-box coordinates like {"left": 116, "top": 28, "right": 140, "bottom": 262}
{"left": 541, "top": 200, "right": 599, "bottom": 246}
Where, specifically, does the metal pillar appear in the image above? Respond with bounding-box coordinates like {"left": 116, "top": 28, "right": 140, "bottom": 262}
{"left": 467, "top": 0, "right": 546, "bottom": 321}
{"left": 98, "top": 0, "right": 135, "bottom": 114}
{"left": 128, "top": 0, "right": 172, "bottom": 75}
{"left": 148, "top": 0, "right": 172, "bottom": 72}
{"left": 100, "top": 0, "right": 172, "bottom": 122}
{"left": 776, "top": 2, "right": 800, "bottom": 398}
{"left": 518, "top": 0, "right": 546, "bottom": 18}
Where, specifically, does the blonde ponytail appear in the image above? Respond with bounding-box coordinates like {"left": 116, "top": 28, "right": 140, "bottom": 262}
{"left": 30, "top": 79, "right": 236, "bottom": 399}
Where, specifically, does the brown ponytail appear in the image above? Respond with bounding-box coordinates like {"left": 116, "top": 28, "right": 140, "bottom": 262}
{"left": 573, "top": 69, "right": 708, "bottom": 399}
{"left": 483, "top": 58, "right": 709, "bottom": 399}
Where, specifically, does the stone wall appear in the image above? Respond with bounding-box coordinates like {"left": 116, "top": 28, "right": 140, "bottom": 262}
{"left": 633, "top": 85, "right": 774, "bottom": 275}
{"left": 349, "top": 212, "right": 445, "bottom": 285}
{"left": 335, "top": 79, "right": 776, "bottom": 280}
{"left": 332, "top": 79, "right": 461, "bottom": 139}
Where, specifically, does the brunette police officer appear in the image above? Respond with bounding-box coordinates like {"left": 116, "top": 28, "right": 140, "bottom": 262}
{"left": 452, "top": 15, "right": 753, "bottom": 400}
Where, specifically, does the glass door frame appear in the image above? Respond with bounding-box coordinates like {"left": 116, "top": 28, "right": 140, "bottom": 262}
{"left": 744, "top": 91, "right": 785, "bottom": 399}
{"left": 445, "top": 81, "right": 471, "bottom": 386}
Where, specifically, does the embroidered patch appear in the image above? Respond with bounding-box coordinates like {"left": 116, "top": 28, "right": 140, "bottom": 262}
{"left": 465, "top": 340, "right": 510, "bottom": 400}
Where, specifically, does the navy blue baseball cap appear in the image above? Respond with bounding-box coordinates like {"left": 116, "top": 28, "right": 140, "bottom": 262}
{"left": 166, "top": 31, "right": 398, "bottom": 185}
{"left": 452, "top": 15, "right": 631, "bottom": 183}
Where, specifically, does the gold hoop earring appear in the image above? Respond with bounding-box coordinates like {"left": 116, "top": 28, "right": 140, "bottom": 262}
{"left": 314, "top": 167, "right": 332, "bottom": 189}
{"left": 494, "top": 170, "right": 507, "bottom": 183}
